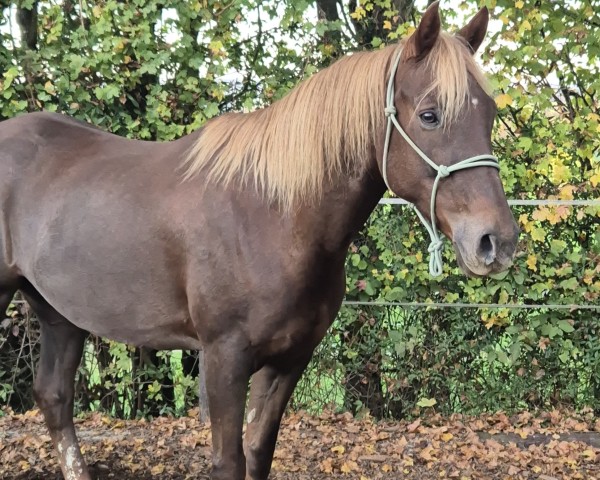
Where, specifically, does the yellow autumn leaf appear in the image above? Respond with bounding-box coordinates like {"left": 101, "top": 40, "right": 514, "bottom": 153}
{"left": 531, "top": 226, "right": 546, "bottom": 242}
{"left": 526, "top": 254, "right": 537, "bottom": 272}
{"left": 383, "top": 20, "right": 392, "bottom": 30}
{"left": 114, "top": 39, "right": 126, "bottom": 53}
{"left": 441, "top": 432, "right": 454, "bottom": 442}
{"left": 582, "top": 449, "right": 597, "bottom": 459}
{"left": 495, "top": 93, "right": 513, "bottom": 109}
{"left": 532, "top": 465, "right": 542, "bottom": 473}
{"left": 532, "top": 207, "right": 549, "bottom": 222}
{"left": 209, "top": 40, "right": 225, "bottom": 56}
{"left": 547, "top": 206, "right": 570, "bottom": 224}
{"left": 341, "top": 461, "right": 359, "bottom": 473}
{"left": 519, "top": 213, "right": 533, "bottom": 232}
{"left": 522, "top": 19, "right": 532, "bottom": 31}
{"left": 590, "top": 172, "right": 600, "bottom": 187}
{"left": 92, "top": 5, "right": 102, "bottom": 17}
{"left": 382, "top": 464, "right": 393, "bottom": 472}
{"left": 485, "top": 315, "right": 509, "bottom": 329}
{"left": 398, "top": 268, "right": 409, "bottom": 279}
{"left": 559, "top": 184, "right": 576, "bottom": 199}
{"left": 331, "top": 445, "right": 345, "bottom": 455}
{"left": 350, "top": 6, "right": 366, "bottom": 20}
{"left": 515, "top": 0, "right": 524, "bottom": 8}
{"left": 44, "top": 81, "right": 55, "bottom": 95}
{"left": 551, "top": 161, "right": 571, "bottom": 184}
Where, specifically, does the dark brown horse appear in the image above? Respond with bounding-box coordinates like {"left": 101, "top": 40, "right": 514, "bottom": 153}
{"left": 0, "top": 3, "right": 518, "bottom": 479}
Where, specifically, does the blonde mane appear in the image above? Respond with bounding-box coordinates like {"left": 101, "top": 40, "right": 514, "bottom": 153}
{"left": 183, "top": 31, "right": 489, "bottom": 211}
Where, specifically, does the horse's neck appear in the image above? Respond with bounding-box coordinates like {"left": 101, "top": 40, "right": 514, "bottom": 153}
{"left": 299, "top": 160, "right": 386, "bottom": 255}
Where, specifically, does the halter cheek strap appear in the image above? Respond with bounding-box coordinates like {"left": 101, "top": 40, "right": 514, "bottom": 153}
{"left": 382, "top": 50, "right": 500, "bottom": 277}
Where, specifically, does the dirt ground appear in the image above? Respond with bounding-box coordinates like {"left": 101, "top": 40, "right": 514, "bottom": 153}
{"left": 1, "top": 408, "right": 599, "bottom": 479}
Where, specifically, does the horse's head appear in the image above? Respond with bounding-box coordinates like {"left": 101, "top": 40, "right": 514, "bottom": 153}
{"left": 380, "top": 2, "right": 519, "bottom": 277}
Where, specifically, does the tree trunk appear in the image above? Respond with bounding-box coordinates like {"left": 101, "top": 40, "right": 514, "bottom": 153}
{"left": 16, "top": 2, "right": 38, "bottom": 50}
{"left": 316, "top": 0, "right": 342, "bottom": 56}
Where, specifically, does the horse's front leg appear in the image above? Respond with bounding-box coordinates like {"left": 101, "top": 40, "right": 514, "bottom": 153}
{"left": 204, "top": 339, "right": 253, "bottom": 480}
{"left": 243, "top": 357, "right": 312, "bottom": 480}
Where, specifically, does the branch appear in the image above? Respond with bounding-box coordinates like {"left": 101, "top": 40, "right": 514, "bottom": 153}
{"left": 497, "top": 114, "right": 518, "bottom": 140}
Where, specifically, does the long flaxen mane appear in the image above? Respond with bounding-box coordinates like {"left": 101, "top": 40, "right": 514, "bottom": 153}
{"left": 184, "top": 32, "right": 489, "bottom": 211}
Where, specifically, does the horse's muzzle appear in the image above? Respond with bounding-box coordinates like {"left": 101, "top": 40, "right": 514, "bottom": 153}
{"left": 453, "top": 222, "right": 520, "bottom": 277}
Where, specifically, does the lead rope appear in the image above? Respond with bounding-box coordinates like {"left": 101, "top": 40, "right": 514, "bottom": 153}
{"left": 382, "top": 50, "right": 500, "bottom": 277}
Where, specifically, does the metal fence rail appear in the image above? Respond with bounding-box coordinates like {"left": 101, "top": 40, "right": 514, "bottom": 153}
{"left": 379, "top": 198, "right": 600, "bottom": 206}
{"left": 342, "top": 301, "right": 600, "bottom": 310}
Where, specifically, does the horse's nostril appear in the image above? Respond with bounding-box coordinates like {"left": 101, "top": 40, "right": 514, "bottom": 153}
{"left": 478, "top": 233, "right": 497, "bottom": 266}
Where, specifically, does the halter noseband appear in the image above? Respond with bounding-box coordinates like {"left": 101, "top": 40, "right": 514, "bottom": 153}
{"left": 382, "top": 50, "right": 500, "bottom": 277}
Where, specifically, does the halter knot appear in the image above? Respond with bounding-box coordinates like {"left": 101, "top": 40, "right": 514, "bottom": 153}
{"left": 437, "top": 165, "right": 450, "bottom": 178}
{"left": 428, "top": 239, "right": 444, "bottom": 253}
{"left": 384, "top": 106, "right": 397, "bottom": 117}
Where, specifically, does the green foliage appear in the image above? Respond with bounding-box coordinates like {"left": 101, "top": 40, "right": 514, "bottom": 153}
{"left": 0, "top": 300, "right": 38, "bottom": 412}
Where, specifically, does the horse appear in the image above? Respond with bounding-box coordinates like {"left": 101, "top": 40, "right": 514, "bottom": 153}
{"left": 0, "top": 2, "right": 518, "bottom": 479}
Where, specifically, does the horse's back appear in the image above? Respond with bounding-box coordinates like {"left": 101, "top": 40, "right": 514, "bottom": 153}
{"left": 0, "top": 111, "right": 146, "bottom": 174}
{"left": 0, "top": 112, "right": 127, "bottom": 193}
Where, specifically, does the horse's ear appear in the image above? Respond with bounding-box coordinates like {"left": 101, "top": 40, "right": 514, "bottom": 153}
{"left": 456, "top": 7, "right": 489, "bottom": 54}
{"left": 411, "top": 1, "right": 441, "bottom": 60}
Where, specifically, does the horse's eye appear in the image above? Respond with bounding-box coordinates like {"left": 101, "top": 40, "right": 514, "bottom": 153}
{"left": 419, "top": 111, "right": 439, "bottom": 127}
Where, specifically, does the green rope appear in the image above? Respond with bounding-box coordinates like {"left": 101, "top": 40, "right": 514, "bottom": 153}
{"left": 382, "top": 50, "right": 500, "bottom": 277}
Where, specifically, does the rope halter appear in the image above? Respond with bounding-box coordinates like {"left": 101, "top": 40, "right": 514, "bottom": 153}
{"left": 382, "top": 50, "right": 500, "bottom": 277}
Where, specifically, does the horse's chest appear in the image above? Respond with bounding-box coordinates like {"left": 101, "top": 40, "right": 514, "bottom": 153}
{"left": 248, "top": 270, "right": 346, "bottom": 361}
{"left": 253, "top": 310, "right": 333, "bottom": 362}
